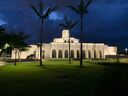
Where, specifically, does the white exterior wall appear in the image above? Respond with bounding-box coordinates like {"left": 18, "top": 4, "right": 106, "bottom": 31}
{"left": 11, "top": 43, "right": 117, "bottom": 60}
{"left": 104, "top": 46, "right": 117, "bottom": 56}
{"left": 11, "top": 30, "right": 117, "bottom": 59}
{"left": 11, "top": 45, "right": 37, "bottom": 59}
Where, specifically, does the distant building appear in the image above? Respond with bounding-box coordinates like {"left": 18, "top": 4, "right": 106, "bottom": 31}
{"left": 11, "top": 30, "right": 117, "bottom": 59}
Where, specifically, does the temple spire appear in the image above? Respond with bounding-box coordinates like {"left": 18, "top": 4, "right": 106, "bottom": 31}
{"left": 62, "top": 30, "right": 69, "bottom": 38}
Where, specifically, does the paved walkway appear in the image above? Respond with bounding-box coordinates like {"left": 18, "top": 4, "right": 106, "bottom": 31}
{"left": 0, "top": 61, "right": 5, "bottom": 66}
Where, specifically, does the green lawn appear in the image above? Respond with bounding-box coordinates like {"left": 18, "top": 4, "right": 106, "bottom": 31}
{"left": 0, "top": 60, "right": 128, "bottom": 96}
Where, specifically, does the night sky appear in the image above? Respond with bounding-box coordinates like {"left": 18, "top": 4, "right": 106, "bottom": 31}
{"left": 0, "top": 0, "right": 128, "bottom": 52}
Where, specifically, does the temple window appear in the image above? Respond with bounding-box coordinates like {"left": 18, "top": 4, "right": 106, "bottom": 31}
{"left": 64, "top": 40, "right": 67, "bottom": 43}
{"left": 71, "top": 41, "right": 74, "bottom": 43}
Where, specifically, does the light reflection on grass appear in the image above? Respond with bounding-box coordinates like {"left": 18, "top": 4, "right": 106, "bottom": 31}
{"left": 0, "top": 59, "right": 128, "bottom": 96}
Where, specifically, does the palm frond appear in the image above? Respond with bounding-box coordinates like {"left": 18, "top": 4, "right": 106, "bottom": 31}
{"left": 30, "top": 4, "right": 41, "bottom": 18}
{"left": 80, "top": 0, "right": 84, "bottom": 9}
{"left": 39, "top": 0, "right": 44, "bottom": 13}
{"left": 59, "top": 16, "right": 77, "bottom": 30}
{"left": 43, "top": 8, "right": 51, "bottom": 19}
{"left": 78, "top": 0, "right": 87, "bottom": 15}
{"left": 85, "top": 0, "right": 93, "bottom": 9}
{"left": 67, "top": 5, "right": 80, "bottom": 14}
{"left": 59, "top": 24, "right": 67, "bottom": 29}
{"left": 79, "top": 0, "right": 92, "bottom": 15}
{"left": 83, "top": 7, "right": 88, "bottom": 14}
{"left": 43, "top": 7, "right": 57, "bottom": 19}
{"left": 64, "top": 16, "right": 69, "bottom": 27}
{"left": 70, "top": 21, "right": 78, "bottom": 29}
{"left": 51, "top": 6, "right": 58, "bottom": 12}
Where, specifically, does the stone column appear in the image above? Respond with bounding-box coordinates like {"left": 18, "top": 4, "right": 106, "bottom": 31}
{"left": 91, "top": 50, "right": 94, "bottom": 59}
{"left": 86, "top": 45, "right": 88, "bottom": 59}
{"left": 50, "top": 50, "right": 52, "bottom": 59}
{"left": 62, "top": 50, "right": 65, "bottom": 59}
{"left": 102, "top": 50, "right": 105, "bottom": 59}
{"left": 56, "top": 50, "right": 58, "bottom": 59}
{"left": 97, "top": 50, "right": 100, "bottom": 59}
{"left": 74, "top": 49, "right": 77, "bottom": 59}
{"left": 86, "top": 50, "right": 88, "bottom": 59}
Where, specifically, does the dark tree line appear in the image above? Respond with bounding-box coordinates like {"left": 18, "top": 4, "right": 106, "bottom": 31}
{"left": 0, "top": 26, "right": 30, "bottom": 65}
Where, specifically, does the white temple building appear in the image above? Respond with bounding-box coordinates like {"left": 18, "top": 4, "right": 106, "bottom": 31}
{"left": 11, "top": 30, "right": 117, "bottom": 59}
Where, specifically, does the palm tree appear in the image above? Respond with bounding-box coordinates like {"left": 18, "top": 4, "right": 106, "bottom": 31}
{"left": 8, "top": 32, "right": 30, "bottom": 66}
{"left": 59, "top": 16, "right": 77, "bottom": 64}
{"left": 68, "top": 0, "right": 92, "bottom": 68}
{"left": 116, "top": 46, "right": 120, "bottom": 64}
{"left": 30, "top": 0, "right": 57, "bottom": 66}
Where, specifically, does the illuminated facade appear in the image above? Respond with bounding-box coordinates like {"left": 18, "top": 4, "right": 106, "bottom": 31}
{"left": 11, "top": 30, "right": 117, "bottom": 59}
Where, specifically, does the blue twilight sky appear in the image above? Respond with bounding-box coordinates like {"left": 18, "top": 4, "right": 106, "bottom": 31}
{"left": 0, "top": 0, "right": 128, "bottom": 51}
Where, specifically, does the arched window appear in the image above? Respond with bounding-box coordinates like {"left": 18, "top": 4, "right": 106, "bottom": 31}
{"left": 88, "top": 50, "right": 91, "bottom": 59}
{"left": 58, "top": 50, "right": 63, "bottom": 58}
{"left": 52, "top": 50, "right": 56, "bottom": 58}
{"left": 71, "top": 41, "right": 74, "bottom": 43}
{"left": 65, "top": 50, "right": 68, "bottom": 58}
{"left": 99, "top": 50, "right": 102, "bottom": 59}
{"left": 71, "top": 50, "right": 74, "bottom": 58}
{"left": 82, "top": 50, "right": 85, "bottom": 59}
{"left": 77, "top": 50, "right": 80, "bottom": 59}
{"left": 94, "top": 50, "right": 97, "bottom": 59}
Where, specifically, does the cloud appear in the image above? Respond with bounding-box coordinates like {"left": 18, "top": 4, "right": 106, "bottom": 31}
{"left": 0, "top": 14, "right": 7, "bottom": 25}
{"left": 0, "top": 19, "right": 7, "bottom": 25}
{"left": 0, "top": 0, "right": 128, "bottom": 50}
{"left": 49, "top": 12, "right": 63, "bottom": 21}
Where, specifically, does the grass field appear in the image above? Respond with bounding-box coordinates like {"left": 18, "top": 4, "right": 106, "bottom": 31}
{"left": 0, "top": 59, "right": 128, "bottom": 96}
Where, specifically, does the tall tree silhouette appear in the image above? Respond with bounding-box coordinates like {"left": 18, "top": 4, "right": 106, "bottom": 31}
{"left": 68, "top": 0, "right": 92, "bottom": 68}
{"left": 8, "top": 32, "right": 30, "bottom": 66}
{"left": 59, "top": 16, "right": 77, "bottom": 64}
{"left": 30, "top": 0, "right": 57, "bottom": 66}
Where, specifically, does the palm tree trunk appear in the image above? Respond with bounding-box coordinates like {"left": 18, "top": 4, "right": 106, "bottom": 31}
{"left": 69, "top": 29, "right": 71, "bottom": 64}
{"left": 116, "top": 47, "right": 119, "bottom": 63}
{"left": 18, "top": 51, "right": 21, "bottom": 62}
{"left": 40, "top": 18, "right": 43, "bottom": 66}
{"left": 80, "top": 14, "right": 83, "bottom": 68}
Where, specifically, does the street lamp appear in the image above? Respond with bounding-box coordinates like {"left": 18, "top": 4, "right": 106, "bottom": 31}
{"left": 125, "top": 48, "right": 128, "bottom": 55}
